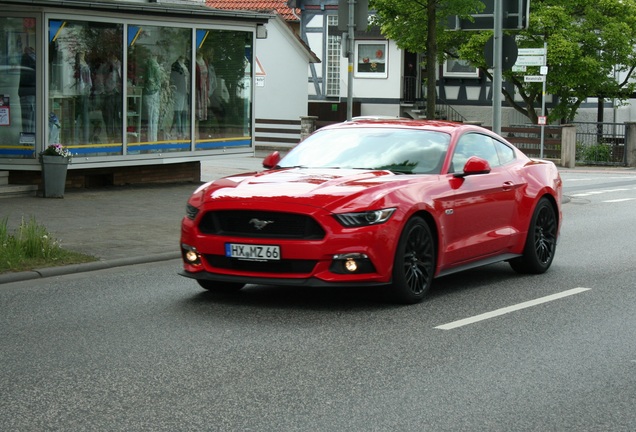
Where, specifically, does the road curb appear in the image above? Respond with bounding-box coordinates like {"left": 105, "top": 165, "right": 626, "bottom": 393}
{"left": 0, "top": 252, "right": 180, "bottom": 285}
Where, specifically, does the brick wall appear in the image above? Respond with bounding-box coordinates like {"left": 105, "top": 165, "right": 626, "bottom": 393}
{"left": 10, "top": 162, "right": 201, "bottom": 190}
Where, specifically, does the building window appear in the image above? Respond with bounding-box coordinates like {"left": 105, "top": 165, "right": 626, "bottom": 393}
{"left": 47, "top": 19, "right": 252, "bottom": 156}
{"left": 443, "top": 58, "right": 479, "bottom": 78}
{"left": 49, "top": 19, "right": 125, "bottom": 155}
{"left": 193, "top": 29, "right": 252, "bottom": 151}
{"left": 0, "top": 16, "right": 38, "bottom": 159}
{"left": 354, "top": 41, "right": 388, "bottom": 79}
{"left": 127, "top": 24, "right": 192, "bottom": 153}
{"left": 326, "top": 15, "right": 341, "bottom": 97}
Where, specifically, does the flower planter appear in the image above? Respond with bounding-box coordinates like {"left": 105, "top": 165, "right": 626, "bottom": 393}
{"left": 40, "top": 155, "right": 69, "bottom": 198}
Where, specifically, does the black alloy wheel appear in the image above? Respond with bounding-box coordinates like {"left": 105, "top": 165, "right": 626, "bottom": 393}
{"left": 391, "top": 216, "right": 436, "bottom": 304}
{"left": 509, "top": 197, "right": 557, "bottom": 274}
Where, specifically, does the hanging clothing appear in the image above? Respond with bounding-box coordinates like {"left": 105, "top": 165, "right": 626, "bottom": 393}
{"left": 144, "top": 58, "right": 162, "bottom": 95}
{"left": 170, "top": 59, "right": 189, "bottom": 113}
{"left": 77, "top": 61, "right": 92, "bottom": 96}
{"left": 195, "top": 57, "right": 209, "bottom": 121}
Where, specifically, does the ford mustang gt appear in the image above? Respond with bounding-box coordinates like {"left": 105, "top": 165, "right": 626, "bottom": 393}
{"left": 180, "top": 118, "right": 562, "bottom": 304}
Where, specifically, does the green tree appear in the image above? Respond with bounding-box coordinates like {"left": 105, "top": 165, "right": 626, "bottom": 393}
{"left": 373, "top": 0, "right": 636, "bottom": 124}
{"left": 452, "top": 0, "right": 636, "bottom": 123}
{"left": 370, "top": 0, "right": 484, "bottom": 119}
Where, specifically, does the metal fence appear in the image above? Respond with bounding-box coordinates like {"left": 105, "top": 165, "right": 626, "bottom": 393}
{"left": 573, "top": 122, "right": 626, "bottom": 166}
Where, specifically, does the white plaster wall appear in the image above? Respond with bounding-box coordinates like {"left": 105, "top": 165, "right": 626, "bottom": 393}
{"left": 254, "top": 19, "right": 310, "bottom": 120}
{"left": 340, "top": 40, "right": 401, "bottom": 100}
{"left": 360, "top": 104, "right": 401, "bottom": 117}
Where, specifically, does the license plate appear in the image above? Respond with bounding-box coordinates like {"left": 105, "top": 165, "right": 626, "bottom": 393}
{"left": 225, "top": 243, "right": 281, "bottom": 261}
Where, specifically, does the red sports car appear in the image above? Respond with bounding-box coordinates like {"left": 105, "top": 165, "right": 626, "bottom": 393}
{"left": 180, "top": 118, "right": 562, "bottom": 303}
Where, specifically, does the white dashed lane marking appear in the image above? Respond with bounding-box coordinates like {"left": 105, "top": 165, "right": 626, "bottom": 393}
{"left": 603, "top": 198, "right": 636, "bottom": 203}
{"left": 435, "top": 288, "right": 591, "bottom": 330}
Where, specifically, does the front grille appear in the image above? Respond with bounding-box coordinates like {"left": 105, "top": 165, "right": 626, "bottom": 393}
{"left": 205, "top": 254, "right": 317, "bottom": 274}
{"left": 198, "top": 210, "right": 325, "bottom": 239}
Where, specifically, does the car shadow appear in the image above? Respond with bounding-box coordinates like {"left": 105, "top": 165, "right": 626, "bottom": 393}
{"left": 428, "top": 262, "right": 518, "bottom": 300}
{"left": 182, "top": 262, "right": 519, "bottom": 312}
{"left": 186, "top": 283, "right": 397, "bottom": 312}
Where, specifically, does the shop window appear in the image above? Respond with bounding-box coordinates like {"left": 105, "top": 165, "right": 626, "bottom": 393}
{"left": 193, "top": 29, "right": 252, "bottom": 151}
{"left": 0, "top": 16, "right": 37, "bottom": 159}
{"left": 48, "top": 19, "right": 124, "bottom": 155}
{"left": 126, "top": 24, "right": 192, "bottom": 153}
{"left": 354, "top": 41, "right": 388, "bottom": 79}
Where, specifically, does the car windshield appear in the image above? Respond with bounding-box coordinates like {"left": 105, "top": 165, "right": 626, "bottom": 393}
{"left": 279, "top": 127, "right": 451, "bottom": 174}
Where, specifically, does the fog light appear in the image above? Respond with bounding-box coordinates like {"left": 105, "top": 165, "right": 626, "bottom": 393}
{"left": 330, "top": 253, "right": 375, "bottom": 274}
{"left": 185, "top": 250, "right": 198, "bottom": 262}
{"left": 182, "top": 244, "right": 201, "bottom": 265}
{"left": 344, "top": 258, "right": 358, "bottom": 272}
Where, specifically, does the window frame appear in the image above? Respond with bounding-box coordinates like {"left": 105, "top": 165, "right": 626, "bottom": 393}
{"left": 443, "top": 58, "right": 479, "bottom": 78}
{"left": 354, "top": 40, "right": 388, "bottom": 79}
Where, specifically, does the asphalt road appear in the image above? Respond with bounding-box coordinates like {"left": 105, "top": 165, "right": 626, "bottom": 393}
{"left": 1, "top": 170, "right": 635, "bottom": 431}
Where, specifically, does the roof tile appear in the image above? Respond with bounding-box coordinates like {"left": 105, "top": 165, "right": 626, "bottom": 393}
{"left": 206, "top": 0, "right": 300, "bottom": 21}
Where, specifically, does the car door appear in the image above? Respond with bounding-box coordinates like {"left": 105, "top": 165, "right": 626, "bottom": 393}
{"left": 441, "top": 132, "right": 520, "bottom": 266}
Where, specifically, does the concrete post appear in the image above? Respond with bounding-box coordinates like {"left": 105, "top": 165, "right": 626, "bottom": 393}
{"left": 560, "top": 124, "right": 576, "bottom": 168}
{"left": 300, "top": 116, "right": 318, "bottom": 141}
{"left": 625, "top": 122, "right": 636, "bottom": 167}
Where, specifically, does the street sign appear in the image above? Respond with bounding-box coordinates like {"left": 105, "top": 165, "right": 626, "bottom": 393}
{"left": 338, "top": 0, "right": 369, "bottom": 31}
{"left": 516, "top": 55, "right": 545, "bottom": 66}
{"left": 484, "top": 34, "right": 518, "bottom": 70}
{"left": 518, "top": 48, "right": 546, "bottom": 56}
{"left": 512, "top": 65, "right": 527, "bottom": 72}
{"left": 524, "top": 75, "right": 545, "bottom": 82}
{"left": 448, "top": 0, "right": 530, "bottom": 31}
{"left": 538, "top": 116, "right": 547, "bottom": 125}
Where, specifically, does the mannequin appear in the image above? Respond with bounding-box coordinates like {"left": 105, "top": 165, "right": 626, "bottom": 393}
{"left": 19, "top": 46, "right": 36, "bottom": 134}
{"left": 75, "top": 51, "right": 92, "bottom": 143}
{"left": 143, "top": 53, "right": 161, "bottom": 142}
{"left": 97, "top": 53, "right": 122, "bottom": 141}
{"left": 195, "top": 51, "right": 209, "bottom": 121}
{"left": 170, "top": 55, "right": 189, "bottom": 139}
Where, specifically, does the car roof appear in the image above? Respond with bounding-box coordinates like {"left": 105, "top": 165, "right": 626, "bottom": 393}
{"left": 322, "top": 117, "right": 475, "bottom": 135}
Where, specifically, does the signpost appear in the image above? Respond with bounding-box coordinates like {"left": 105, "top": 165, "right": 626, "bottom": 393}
{"left": 449, "top": 0, "right": 530, "bottom": 134}
{"left": 513, "top": 44, "right": 548, "bottom": 157}
{"left": 448, "top": 0, "right": 530, "bottom": 30}
{"left": 339, "top": 0, "right": 369, "bottom": 120}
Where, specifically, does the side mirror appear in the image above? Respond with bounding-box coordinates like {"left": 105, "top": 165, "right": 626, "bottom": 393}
{"left": 262, "top": 151, "right": 281, "bottom": 169}
{"left": 453, "top": 156, "right": 491, "bottom": 178}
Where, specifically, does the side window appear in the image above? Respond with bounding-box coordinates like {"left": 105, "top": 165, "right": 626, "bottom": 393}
{"left": 494, "top": 139, "right": 516, "bottom": 165}
{"left": 451, "top": 133, "right": 500, "bottom": 172}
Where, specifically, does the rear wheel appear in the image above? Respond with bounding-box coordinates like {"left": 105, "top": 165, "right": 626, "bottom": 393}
{"left": 509, "top": 197, "right": 557, "bottom": 274}
{"left": 390, "top": 216, "right": 436, "bottom": 304}
{"left": 197, "top": 280, "right": 245, "bottom": 292}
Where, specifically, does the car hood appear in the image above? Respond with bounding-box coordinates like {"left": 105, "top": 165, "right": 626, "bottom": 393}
{"left": 195, "top": 168, "right": 438, "bottom": 211}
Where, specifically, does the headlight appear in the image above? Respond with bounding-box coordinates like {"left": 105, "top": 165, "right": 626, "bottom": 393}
{"left": 334, "top": 208, "right": 396, "bottom": 227}
{"left": 185, "top": 203, "right": 200, "bottom": 220}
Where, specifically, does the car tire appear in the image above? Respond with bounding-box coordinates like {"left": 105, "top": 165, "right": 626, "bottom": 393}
{"left": 390, "top": 216, "right": 436, "bottom": 304}
{"left": 509, "top": 197, "right": 557, "bottom": 274}
{"left": 197, "top": 280, "right": 245, "bottom": 292}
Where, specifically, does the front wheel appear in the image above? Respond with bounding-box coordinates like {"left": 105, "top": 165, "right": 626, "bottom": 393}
{"left": 390, "top": 216, "right": 436, "bottom": 304}
{"left": 509, "top": 197, "right": 557, "bottom": 274}
{"left": 197, "top": 279, "right": 245, "bottom": 292}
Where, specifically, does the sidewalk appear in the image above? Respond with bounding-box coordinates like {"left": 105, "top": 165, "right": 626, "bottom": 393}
{"left": 0, "top": 154, "right": 269, "bottom": 284}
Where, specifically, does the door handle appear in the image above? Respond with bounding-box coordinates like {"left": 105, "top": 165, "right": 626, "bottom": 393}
{"left": 502, "top": 181, "right": 514, "bottom": 191}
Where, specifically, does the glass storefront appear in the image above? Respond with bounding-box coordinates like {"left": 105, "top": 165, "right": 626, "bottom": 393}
{"left": 194, "top": 29, "right": 253, "bottom": 150}
{"left": 0, "top": 11, "right": 254, "bottom": 161}
{"left": 49, "top": 20, "right": 124, "bottom": 155}
{"left": 126, "top": 23, "right": 193, "bottom": 154}
{"left": 0, "top": 16, "right": 38, "bottom": 158}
